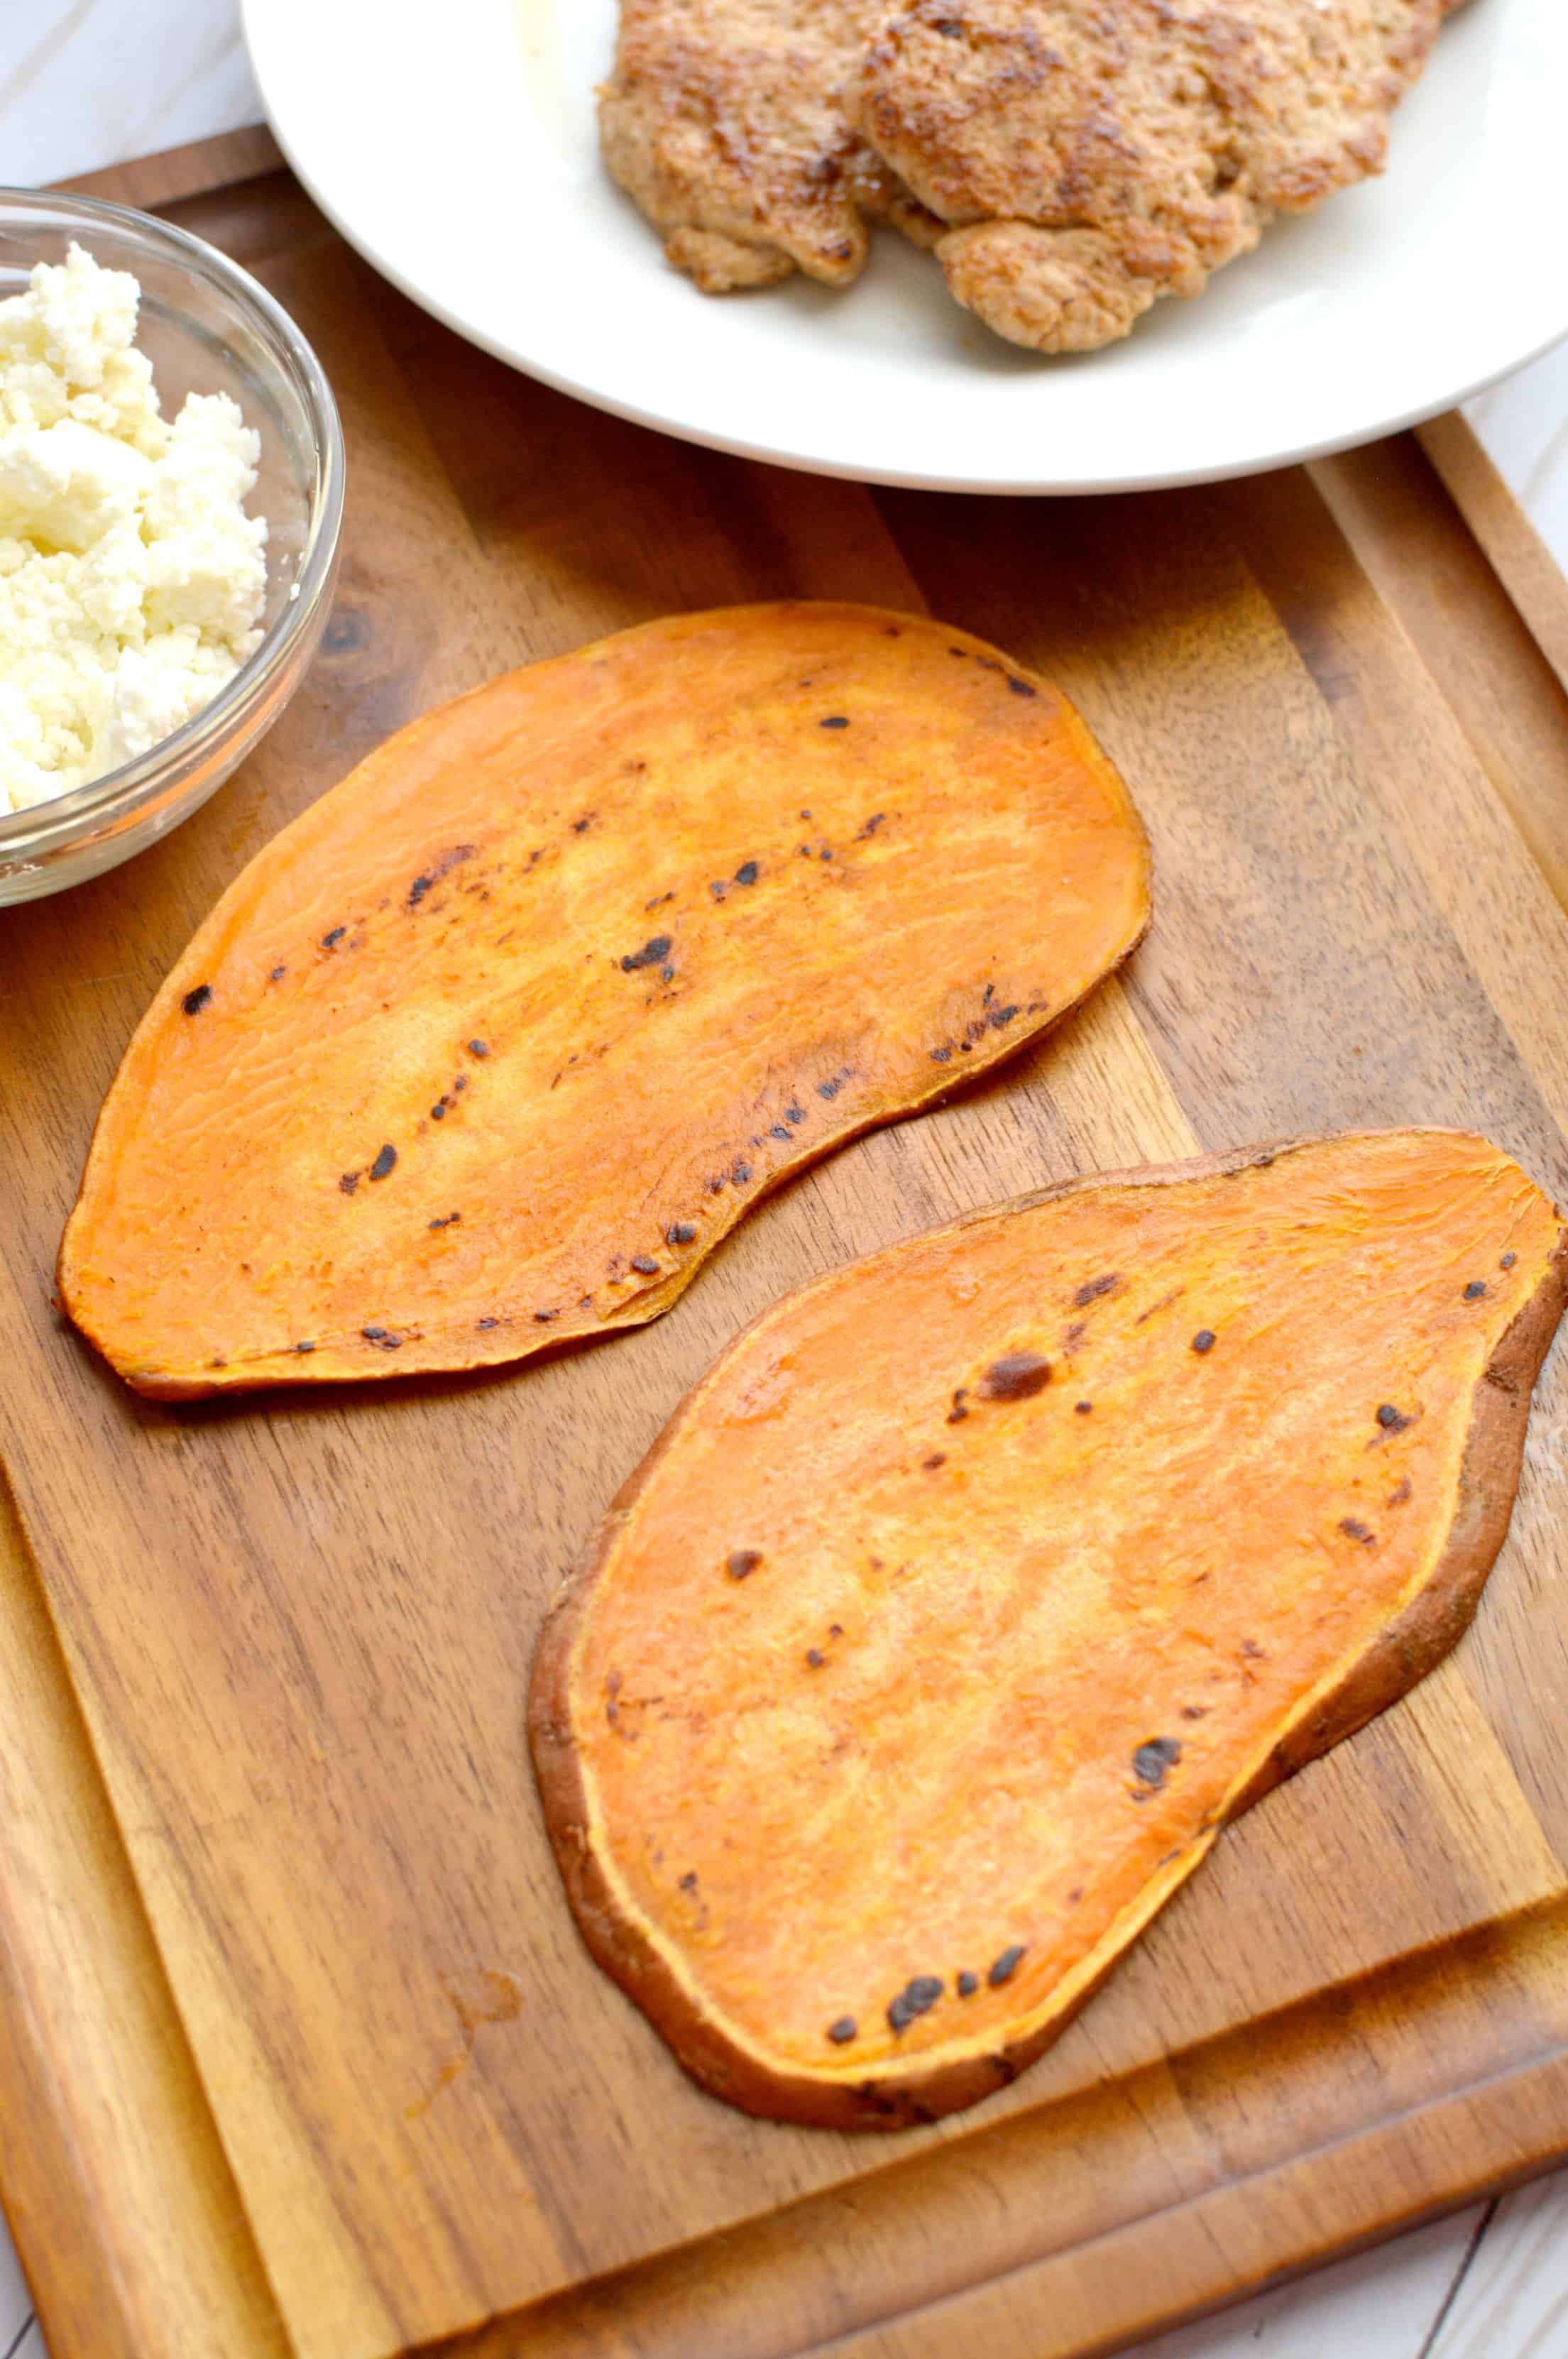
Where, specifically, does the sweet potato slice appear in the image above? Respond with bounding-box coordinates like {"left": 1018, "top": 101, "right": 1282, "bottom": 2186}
{"left": 530, "top": 1129, "right": 1568, "bottom": 2130}
{"left": 57, "top": 603, "right": 1148, "bottom": 1397}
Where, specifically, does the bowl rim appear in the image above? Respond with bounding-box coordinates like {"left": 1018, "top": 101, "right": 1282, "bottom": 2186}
{"left": 0, "top": 184, "right": 346, "bottom": 859}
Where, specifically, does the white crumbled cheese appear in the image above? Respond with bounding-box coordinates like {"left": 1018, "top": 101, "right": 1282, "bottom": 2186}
{"left": 0, "top": 243, "right": 268, "bottom": 814}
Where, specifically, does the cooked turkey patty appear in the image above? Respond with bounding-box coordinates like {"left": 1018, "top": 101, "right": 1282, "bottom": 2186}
{"left": 600, "top": 0, "right": 1459, "bottom": 350}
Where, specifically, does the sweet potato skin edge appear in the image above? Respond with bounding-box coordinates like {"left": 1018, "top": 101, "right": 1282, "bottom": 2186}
{"left": 526, "top": 1132, "right": 1568, "bottom": 2131}
{"left": 55, "top": 601, "right": 1151, "bottom": 1401}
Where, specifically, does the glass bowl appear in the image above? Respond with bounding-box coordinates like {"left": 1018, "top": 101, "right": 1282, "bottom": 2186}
{"left": 0, "top": 188, "right": 344, "bottom": 904}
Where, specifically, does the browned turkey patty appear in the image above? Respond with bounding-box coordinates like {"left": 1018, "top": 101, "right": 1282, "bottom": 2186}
{"left": 857, "top": 0, "right": 1453, "bottom": 349}
{"left": 600, "top": 0, "right": 1462, "bottom": 347}
{"left": 599, "top": 0, "right": 938, "bottom": 292}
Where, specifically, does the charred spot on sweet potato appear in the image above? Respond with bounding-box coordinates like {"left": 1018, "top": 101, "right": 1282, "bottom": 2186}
{"left": 1339, "top": 1517, "right": 1375, "bottom": 1545}
{"left": 1191, "top": 1329, "right": 1216, "bottom": 1354}
{"left": 856, "top": 2081, "right": 901, "bottom": 2115}
{"left": 1132, "top": 1738, "right": 1181, "bottom": 1789}
{"left": 620, "top": 935, "right": 673, "bottom": 974}
{"left": 1074, "top": 1274, "right": 1121, "bottom": 1307}
{"left": 887, "top": 1975, "right": 943, "bottom": 2032}
{"left": 980, "top": 1352, "right": 1051, "bottom": 1401}
{"left": 368, "top": 1145, "right": 397, "bottom": 1182}
{"left": 956, "top": 1970, "right": 979, "bottom": 1996}
{"left": 180, "top": 984, "right": 212, "bottom": 1016}
{"left": 408, "top": 845, "right": 475, "bottom": 909}
{"left": 1376, "top": 1403, "right": 1412, "bottom": 1432}
{"left": 987, "top": 1946, "right": 1026, "bottom": 1987}
{"left": 57, "top": 605, "right": 1151, "bottom": 1398}
{"left": 667, "top": 1222, "right": 698, "bottom": 1245}
{"left": 727, "top": 1550, "right": 762, "bottom": 1582}
{"left": 826, "top": 2016, "right": 857, "bottom": 2044}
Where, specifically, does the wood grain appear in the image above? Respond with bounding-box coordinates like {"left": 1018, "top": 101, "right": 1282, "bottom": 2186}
{"left": 1, "top": 140, "right": 1567, "bottom": 2359}
{"left": 62, "top": 124, "right": 283, "bottom": 210}
{"left": 1126, "top": 2208, "right": 1483, "bottom": 2359}
{"left": 1418, "top": 413, "right": 1568, "bottom": 704}
{"left": 1312, "top": 437, "right": 1568, "bottom": 920}
{"left": 0, "top": 1474, "right": 290, "bottom": 2359}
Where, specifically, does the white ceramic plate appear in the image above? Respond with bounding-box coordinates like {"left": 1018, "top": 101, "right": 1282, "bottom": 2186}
{"left": 243, "top": 0, "right": 1568, "bottom": 494}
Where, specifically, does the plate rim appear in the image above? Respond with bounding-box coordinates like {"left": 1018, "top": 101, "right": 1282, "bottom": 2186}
{"left": 241, "top": 0, "right": 1568, "bottom": 497}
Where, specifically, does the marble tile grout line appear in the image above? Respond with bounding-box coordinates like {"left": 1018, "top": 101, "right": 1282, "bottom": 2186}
{"left": 1, "top": 2312, "right": 35, "bottom": 2359}
{"left": 1415, "top": 2203, "right": 1500, "bottom": 2359}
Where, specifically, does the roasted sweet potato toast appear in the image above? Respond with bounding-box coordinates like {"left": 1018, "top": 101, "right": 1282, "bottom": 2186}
{"left": 530, "top": 1129, "right": 1568, "bottom": 2130}
{"left": 57, "top": 603, "right": 1148, "bottom": 1397}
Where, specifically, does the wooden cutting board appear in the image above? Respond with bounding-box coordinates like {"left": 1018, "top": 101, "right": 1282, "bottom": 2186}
{"left": 3, "top": 130, "right": 1568, "bottom": 2359}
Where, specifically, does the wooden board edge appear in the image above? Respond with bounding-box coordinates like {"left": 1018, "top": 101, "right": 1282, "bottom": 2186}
{"left": 417, "top": 2064, "right": 1568, "bottom": 2359}
{"left": 413, "top": 1899, "right": 1568, "bottom": 2359}
{"left": 54, "top": 124, "right": 285, "bottom": 210}
{"left": 1417, "top": 412, "right": 1568, "bottom": 699}
{"left": 0, "top": 1467, "right": 293, "bottom": 2359}
{"left": 802, "top": 2054, "right": 1568, "bottom": 2359}
{"left": 7, "top": 132, "right": 1567, "bottom": 2359}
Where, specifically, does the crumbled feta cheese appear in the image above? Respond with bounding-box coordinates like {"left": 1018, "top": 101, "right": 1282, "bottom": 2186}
{"left": 0, "top": 243, "right": 268, "bottom": 815}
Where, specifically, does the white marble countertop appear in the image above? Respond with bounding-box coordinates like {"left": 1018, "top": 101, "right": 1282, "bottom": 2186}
{"left": 2, "top": 7, "right": 1567, "bottom": 2358}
